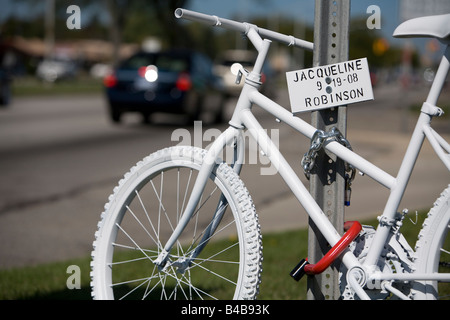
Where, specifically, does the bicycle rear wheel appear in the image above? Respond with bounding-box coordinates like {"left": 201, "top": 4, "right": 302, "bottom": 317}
{"left": 413, "top": 184, "right": 450, "bottom": 299}
{"left": 91, "top": 146, "right": 262, "bottom": 300}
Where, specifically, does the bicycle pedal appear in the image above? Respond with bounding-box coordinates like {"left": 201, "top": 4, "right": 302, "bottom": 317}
{"left": 290, "top": 259, "right": 310, "bottom": 281}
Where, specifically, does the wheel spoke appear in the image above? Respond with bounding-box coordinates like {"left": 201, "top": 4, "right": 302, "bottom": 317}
{"left": 125, "top": 204, "right": 160, "bottom": 250}
{"left": 190, "top": 260, "right": 237, "bottom": 286}
{"left": 115, "top": 223, "right": 154, "bottom": 263}
{"left": 134, "top": 190, "right": 161, "bottom": 249}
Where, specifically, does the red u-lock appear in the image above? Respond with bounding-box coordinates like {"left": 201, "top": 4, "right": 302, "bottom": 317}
{"left": 304, "top": 221, "right": 362, "bottom": 275}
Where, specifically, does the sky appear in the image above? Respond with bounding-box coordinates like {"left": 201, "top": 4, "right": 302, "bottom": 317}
{"left": 0, "top": 0, "right": 447, "bottom": 40}
{"left": 0, "top": 0, "right": 408, "bottom": 38}
{"left": 1, "top": 0, "right": 448, "bottom": 52}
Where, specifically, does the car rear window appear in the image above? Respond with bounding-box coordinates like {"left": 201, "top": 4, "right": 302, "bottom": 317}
{"left": 121, "top": 53, "right": 189, "bottom": 73}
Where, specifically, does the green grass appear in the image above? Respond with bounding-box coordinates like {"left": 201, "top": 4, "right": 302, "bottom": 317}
{"left": 11, "top": 76, "right": 103, "bottom": 97}
{"left": 0, "top": 257, "right": 92, "bottom": 300}
{"left": 0, "top": 214, "right": 447, "bottom": 300}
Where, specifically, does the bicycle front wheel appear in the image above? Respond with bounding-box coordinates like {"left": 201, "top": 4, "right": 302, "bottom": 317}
{"left": 91, "top": 146, "right": 262, "bottom": 300}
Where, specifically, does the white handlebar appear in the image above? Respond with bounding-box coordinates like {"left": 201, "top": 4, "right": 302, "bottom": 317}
{"left": 174, "top": 8, "right": 314, "bottom": 52}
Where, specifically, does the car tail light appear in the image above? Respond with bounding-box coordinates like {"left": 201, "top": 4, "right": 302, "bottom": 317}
{"left": 104, "top": 73, "right": 117, "bottom": 88}
{"left": 139, "top": 65, "right": 158, "bottom": 82}
{"left": 176, "top": 73, "right": 192, "bottom": 91}
{"left": 138, "top": 66, "right": 147, "bottom": 78}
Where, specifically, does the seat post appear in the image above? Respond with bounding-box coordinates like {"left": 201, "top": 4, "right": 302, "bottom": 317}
{"left": 426, "top": 45, "right": 450, "bottom": 106}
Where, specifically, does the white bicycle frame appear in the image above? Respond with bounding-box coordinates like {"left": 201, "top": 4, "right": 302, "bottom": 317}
{"left": 156, "top": 9, "right": 450, "bottom": 299}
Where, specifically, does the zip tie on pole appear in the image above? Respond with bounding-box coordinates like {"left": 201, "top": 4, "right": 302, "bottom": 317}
{"left": 212, "top": 15, "right": 221, "bottom": 26}
{"left": 288, "top": 35, "right": 296, "bottom": 47}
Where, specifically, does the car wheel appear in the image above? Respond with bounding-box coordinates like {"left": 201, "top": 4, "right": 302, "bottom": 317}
{"left": 109, "top": 104, "right": 122, "bottom": 123}
{"left": 141, "top": 111, "right": 152, "bottom": 124}
{"left": 183, "top": 92, "right": 203, "bottom": 122}
{"left": 0, "top": 83, "right": 11, "bottom": 107}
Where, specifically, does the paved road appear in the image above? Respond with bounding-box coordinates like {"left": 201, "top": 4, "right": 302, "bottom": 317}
{"left": 0, "top": 84, "right": 448, "bottom": 269}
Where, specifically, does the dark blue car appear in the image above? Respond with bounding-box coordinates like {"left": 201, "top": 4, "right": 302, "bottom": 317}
{"left": 104, "top": 49, "right": 225, "bottom": 124}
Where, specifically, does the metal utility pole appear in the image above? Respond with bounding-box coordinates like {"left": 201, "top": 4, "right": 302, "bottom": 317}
{"left": 307, "top": 0, "right": 351, "bottom": 300}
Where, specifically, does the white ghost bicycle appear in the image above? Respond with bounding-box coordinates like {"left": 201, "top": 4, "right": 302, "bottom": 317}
{"left": 91, "top": 9, "right": 450, "bottom": 300}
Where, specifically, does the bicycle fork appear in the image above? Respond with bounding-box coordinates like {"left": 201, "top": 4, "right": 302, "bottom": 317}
{"left": 154, "top": 127, "right": 244, "bottom": 270}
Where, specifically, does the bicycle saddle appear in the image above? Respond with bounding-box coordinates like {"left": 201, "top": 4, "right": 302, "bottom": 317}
{"left": 393, "top": 14, "right": 450, "bottom": 43}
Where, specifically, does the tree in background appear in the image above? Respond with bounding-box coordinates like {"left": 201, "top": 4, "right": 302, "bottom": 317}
{"left": 103, "top": 0, "right": 191, "bottom": 66}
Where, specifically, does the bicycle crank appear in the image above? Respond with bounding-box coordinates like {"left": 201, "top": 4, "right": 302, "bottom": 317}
{"left": 339, "top": 224, "right": 416, "bottom": 300}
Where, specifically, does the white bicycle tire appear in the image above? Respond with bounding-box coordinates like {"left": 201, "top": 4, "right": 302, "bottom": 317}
{"left": 413, "top": 184, "right": 450, "bottom": 299}
{"left": 91, "top": 146, "right": 262, "bottom": 300}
